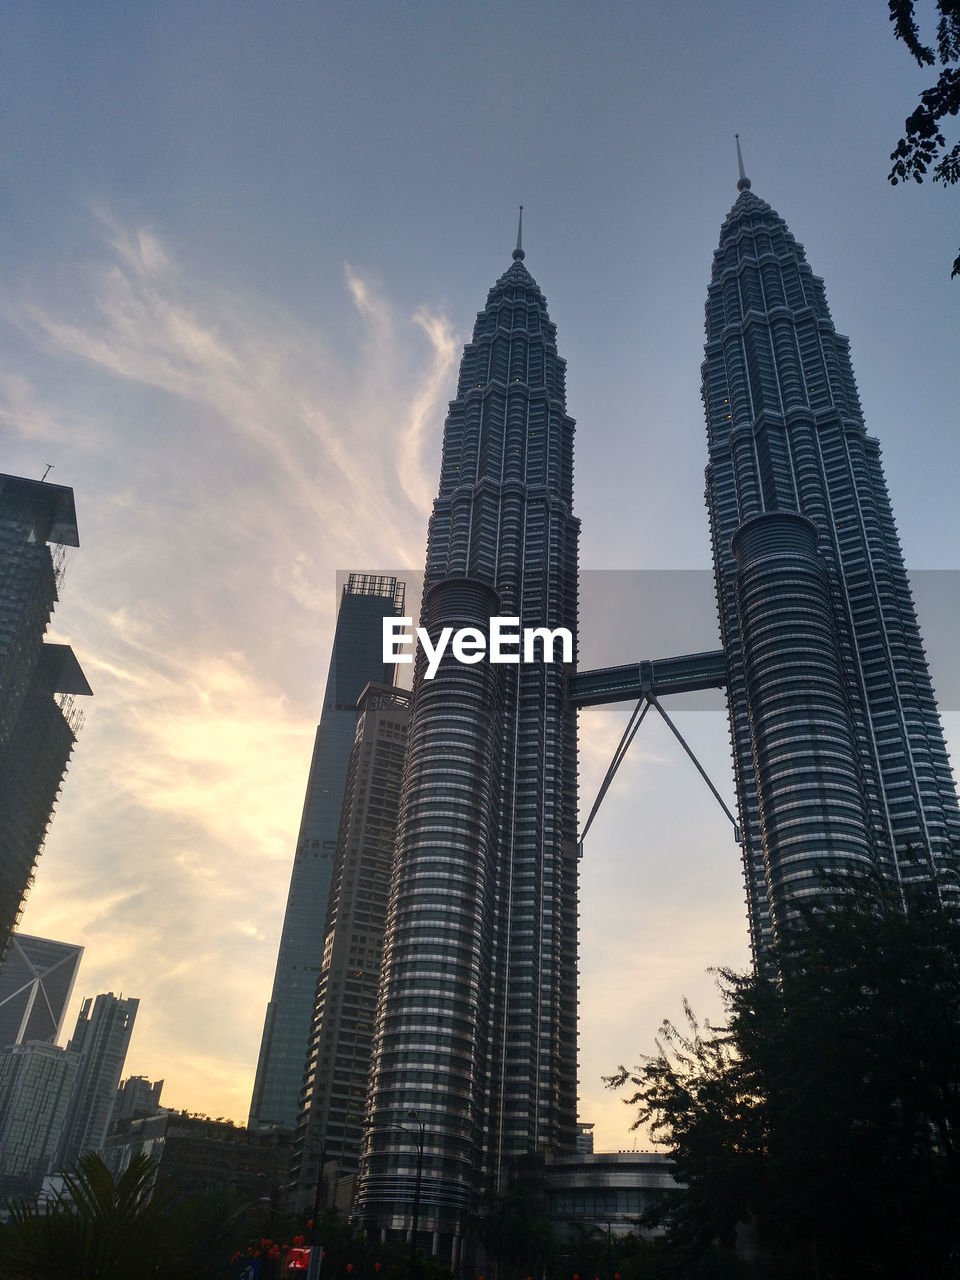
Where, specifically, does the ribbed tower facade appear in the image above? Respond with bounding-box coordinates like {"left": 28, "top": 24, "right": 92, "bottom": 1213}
{"left": 356, "top": 231, "right": 580, "bottom": 1256}
{"left": 704, "top": 163, "right": 960, "bottom": 951}
{"left": 292, "top": 682, "right": 410, "bottom": 1210}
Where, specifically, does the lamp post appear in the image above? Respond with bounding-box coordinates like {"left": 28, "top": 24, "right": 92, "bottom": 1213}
{"left": 364, "top": 1111, "right": 426, "bottom": 1277}
{"left": 307, "top": 1133, "right": 326, "bottom": 1280}
{"left": 407, "top": 1110, "right": 425, "bottom": 1277}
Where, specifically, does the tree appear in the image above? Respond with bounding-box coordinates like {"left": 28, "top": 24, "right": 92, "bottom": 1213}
{"left": 0, "top": 1152, "right": 204, "bottom": 1279}
{"left": 607, "top": 881, "right": 960, "bottom": 1278}
{"left": 474, "top": 1184, "right": 556, "bottom": 1280}
{"left": 887, "top": 1, "right": 960, "bottom": 276}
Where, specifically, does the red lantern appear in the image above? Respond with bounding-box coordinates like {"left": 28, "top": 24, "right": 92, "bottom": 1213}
{"left": 347, "top": 1266, "right": 354, "bottom": 1273}
{"left": 375, "top": 1266, "right": 381, "bottom": 1273}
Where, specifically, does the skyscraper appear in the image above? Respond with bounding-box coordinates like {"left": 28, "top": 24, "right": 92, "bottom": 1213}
{"left": 0, "top": 1041, "right": 79, "bottom": 1201}
{"left": 0, "top": 474, "right": 92, "bottom": 953}
{"left": 0, "top": 933, "right": 83, "bottom": 1048}
{"left": 55, "top": 992, "right": 138, "bottom": 1168}
{"left": 249, "top": 574, "right": 406, "bottom": 1132}
{"left": 292, "top": 681, "right": 410, "bottom": 1209}
{"left": 356, "top": 223, "right": 580, "bottom": 1256}
{"left": 703, "top": 152, "right": 960, "bottom": 950}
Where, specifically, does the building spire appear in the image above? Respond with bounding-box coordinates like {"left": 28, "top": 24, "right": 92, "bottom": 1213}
{"left": 513, "top": 205, "right": 525, "bottom": 261}
{"left": 735, "top": 134, "right": 751, "bottom": 192}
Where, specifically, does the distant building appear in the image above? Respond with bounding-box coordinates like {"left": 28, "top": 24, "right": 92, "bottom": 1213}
{"left": 0, "top": 1041, "right": 79, "bottom": 1202}
{"left": 249, "top": 574, "right": 406, "bottom": 1132}
{"left": 54, "top": 993, "right": 138, "bottom": 1169}
{"left": 292, "top": 682, "right": 410, "bottom": 1209}
{"left": 0, "top": 474, "right": 92, "bottom": 953}
{"left": 542, "top": 1151, "right": 678, "bottom": 1238}
{"left": 102, "top": 1112, "right": 293, "bottom": 1200}
{"left": 114, "top": 1075, "right": 164, "bottom": 1123}
{"left": 575, "top": 1123, "right": 595, "bottom": 1156}
{"left": 0, "top": 933, "right": 83, "bottom": 1048}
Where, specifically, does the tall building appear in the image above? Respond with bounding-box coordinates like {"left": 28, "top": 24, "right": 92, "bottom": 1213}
{"left": 0, "top": 1041, "right": 79, "bottom": 1201}
{"left": 114, "top": 1074, "right": 164, "bottom": 1123}
{"left": 0, "top": 932, "right": 83, "bottom": 1048}
{"left": 249, "top": 574, "right": 406, "bottom": 1132}
{"left": 102, "top": 1112, "right": 292, "bottom": 1199}
{"left": 292, "top": 681, "right": 410, "bottom": 1209}
{"left": 703, "top": 153, "right": 960, "bottom": 950}
{"left": 55, "top": 992, "right": 138, "bottom": 1168}
{"left": 356, "top": 223, "right": 580, "bottom": 1256}
{"left": 0, "top": 474, "right": 92, "bottom": 953}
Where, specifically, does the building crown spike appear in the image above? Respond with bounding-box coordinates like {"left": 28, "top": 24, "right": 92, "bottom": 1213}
{"left": 735, "top": 134, "right": 751, "bottom": 192}
{"left": 513, "top": 205, "right": 525, "bottom": 261}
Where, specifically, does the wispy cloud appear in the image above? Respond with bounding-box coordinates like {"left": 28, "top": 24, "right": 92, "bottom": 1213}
{"left": 5, "top": 210, "right": 462, "bottom": 1118}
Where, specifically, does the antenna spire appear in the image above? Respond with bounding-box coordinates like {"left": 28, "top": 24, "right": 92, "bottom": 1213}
{"left": 735, "top": 134, "right": 751, "bottom": 192}
{"left": 513, "top": 205, "right": 525, "bottom": 261}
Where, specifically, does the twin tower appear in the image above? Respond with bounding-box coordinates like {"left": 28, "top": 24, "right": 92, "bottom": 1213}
{"left": 352, "top": 173, "right": 960, "bottom": 1254}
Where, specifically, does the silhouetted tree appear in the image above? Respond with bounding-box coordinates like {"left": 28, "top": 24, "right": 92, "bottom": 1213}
{"left": 887, "top": 0, "right": 960, "bottom": 275}
{"left": 474, "top": 1185, "right": 555, "bottom": 1280}
{"left": 607, "top": 879, "right": 960, "bottom": 1277}
{"left": 0, "top": 1153, "right": 199, "bottom": 1279}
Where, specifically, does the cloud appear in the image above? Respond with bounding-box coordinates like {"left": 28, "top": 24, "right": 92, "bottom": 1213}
{"left": 0, "top": 373, "right": 60, "bottom": 442}
{"left": 6, "top": 210, "right": 463, "bottom": 1121}
{"left": 8, "top": 215, "right": 456, "bottom": 572}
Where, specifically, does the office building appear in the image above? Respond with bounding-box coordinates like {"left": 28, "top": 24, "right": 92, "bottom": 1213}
{"left": 0, "top": 474, "right": 92, "bottom": 953}
{"left": 0, "top": 1041, "right": 79, "bottom": 1201}
{"left": 114, "top": 1075, "right": 164, "bottom": 1123}
{"left": 55, "top": 992, "right": 138, "bottom": 1168}
{"left": 102, "top": 1113, "right": 292, "bottom": 1198}
{"left": 292, "top": 681, "right": 410, "bottom": 1209}
{"left": 356, "top": 221, "right": 580, "bottom": 1256}
{"left": 0, "top": 932, "right": 83, "bottom": 1048}
{"left": 702, "top": 153, "right": 960, "bottom": 950}
{"left": 249, "top": 574, "right": 406, "bottom": 1132}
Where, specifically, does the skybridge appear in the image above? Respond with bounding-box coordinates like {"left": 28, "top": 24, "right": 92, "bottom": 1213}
{"left": 570, "top": 648, "right": 740, "bottom": 850}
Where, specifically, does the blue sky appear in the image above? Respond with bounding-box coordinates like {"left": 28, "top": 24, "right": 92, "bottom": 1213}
{"left": 2, "top": 1, "right": 958, "bottom": 1147}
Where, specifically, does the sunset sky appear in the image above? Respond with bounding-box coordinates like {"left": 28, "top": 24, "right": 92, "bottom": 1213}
{"left": 2, "top": 1, "right": 958, "bottom": 1150}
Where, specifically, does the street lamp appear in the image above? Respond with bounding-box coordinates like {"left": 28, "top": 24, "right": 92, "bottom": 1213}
{"left": 407, "top": 1110, "right": 425, "bottom": 1276}
{"left": 364, "top": 1111, "right": 426, "bottom": 1275}
{"left": 307, "top": 1132, "right": 326, "bottom": 1280}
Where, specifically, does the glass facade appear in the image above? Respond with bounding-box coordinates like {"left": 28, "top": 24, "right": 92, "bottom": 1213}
{"left": 0, "top": 1041, "right": 79, "bottom": 1200}
{"left": 356, "top": 246, "right": 579, "bottom": 1253}
{"left": 704, "top": 178, "right": 960, "bottom": 950}
{"left": 249, "top": 575, "right": 405, "bottom": 1131}
{"left": 0, "top": 932, "right": 83, "bottom": 1047}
